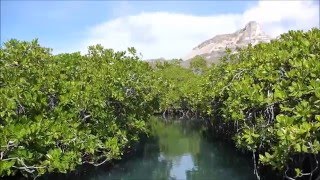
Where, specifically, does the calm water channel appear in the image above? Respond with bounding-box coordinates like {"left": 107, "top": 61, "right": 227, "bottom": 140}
{"left": 44, "top": 117, "right": 256, "bottom": 180}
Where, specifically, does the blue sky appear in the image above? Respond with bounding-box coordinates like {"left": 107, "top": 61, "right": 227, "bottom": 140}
{"left": 1, "top": 1, "right": 319, "bottom": 59}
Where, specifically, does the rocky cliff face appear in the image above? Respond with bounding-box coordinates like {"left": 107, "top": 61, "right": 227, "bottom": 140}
{"left": 182, "top": 21, "right": 272, "bottom": 66}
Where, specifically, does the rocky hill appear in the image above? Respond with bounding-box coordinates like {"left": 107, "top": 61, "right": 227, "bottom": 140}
{"left": 181, "top": 21, "right": 272, "bottom": 67}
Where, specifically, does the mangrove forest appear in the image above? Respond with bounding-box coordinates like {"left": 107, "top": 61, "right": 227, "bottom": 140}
{"left": 0, "top": 28, "right": 320, "bottom": 180}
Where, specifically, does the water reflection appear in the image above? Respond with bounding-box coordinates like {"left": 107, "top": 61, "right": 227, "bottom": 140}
{"left": 148, "top": 118, "right": 255, "bottom": 180}
{"left": 41, "top": 117, "right": 255, "bottom": 180}
{"left": 170, "top": 154, "right": 195, "bottom": 180}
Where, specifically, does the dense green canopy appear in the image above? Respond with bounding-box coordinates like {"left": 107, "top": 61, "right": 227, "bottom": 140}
{"left": 1, "top": 28, "right": 319, "bottom": 179}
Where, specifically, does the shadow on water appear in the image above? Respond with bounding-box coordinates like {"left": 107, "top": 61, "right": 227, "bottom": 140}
{"left": 39, "top": 117, "right": 256, "bottom": 180}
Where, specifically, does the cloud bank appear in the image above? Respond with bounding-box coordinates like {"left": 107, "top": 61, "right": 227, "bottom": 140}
{"left": 80, "top": 1, "right": 319, "bottom": 60}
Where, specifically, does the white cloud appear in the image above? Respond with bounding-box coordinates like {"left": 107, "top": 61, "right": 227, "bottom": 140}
{"left": 79, "top": 1, "right": 319, "bottom": 60}
{"left": 241, "top": 1, "right": 319, "bottom": 37}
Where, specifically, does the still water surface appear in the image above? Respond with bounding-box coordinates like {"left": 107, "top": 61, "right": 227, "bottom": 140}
{"left": 46, "top": 118, "right": 256, "bottom": 180}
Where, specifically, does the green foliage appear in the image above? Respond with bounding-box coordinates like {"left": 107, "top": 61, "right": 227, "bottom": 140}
{"left": 0, "top": 40, "right": 158, "bottom": 178}
{"left": 198, "top": 28, "right": 320, "bottom": 178}
{"left": 1, "top": 28, "right": 320, "bottom": 179}
{"left": 152, "top": 61, "right": 203, "bottom": 113}
{"left": 147, "top": 27, "right": 320, "bottom": 178}
{"left": 189, "top": 55, "right": 208, "bottom": 74}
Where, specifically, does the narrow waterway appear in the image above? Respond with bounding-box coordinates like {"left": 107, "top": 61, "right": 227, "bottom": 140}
{"left": 43, "top": 117, "right": 256, "bottom": 180}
